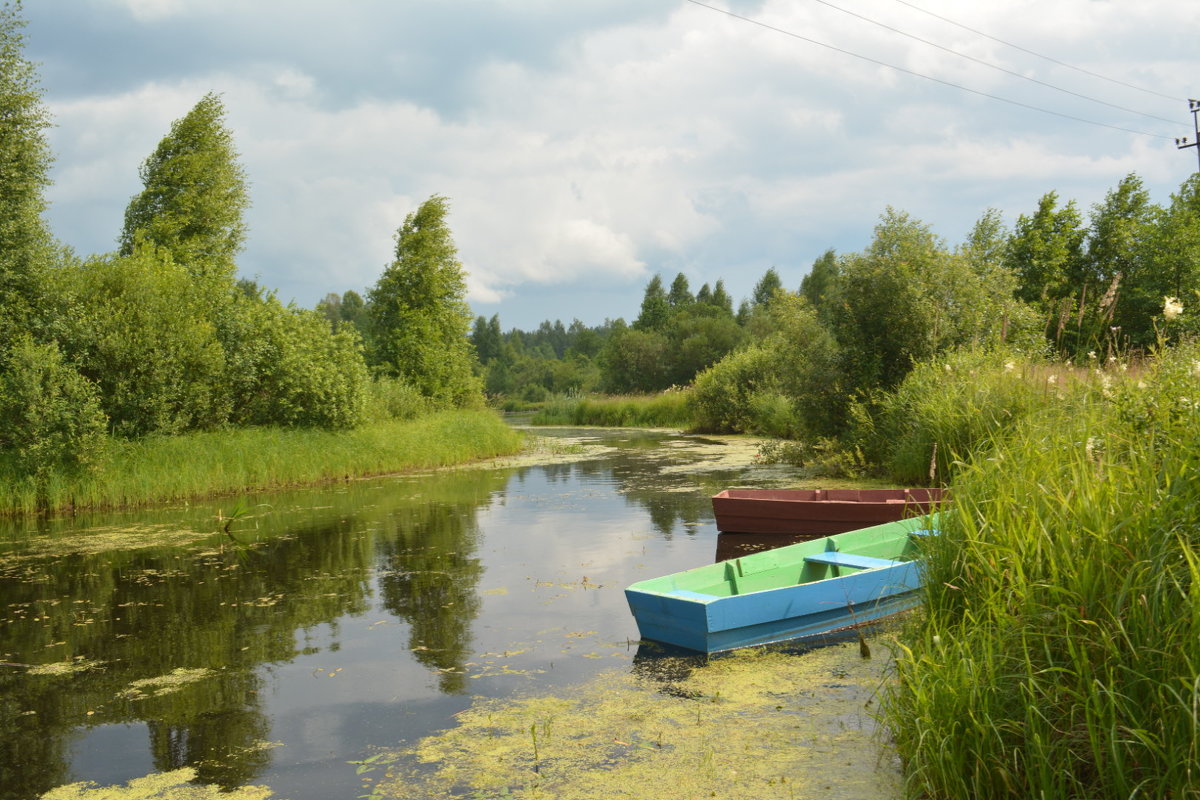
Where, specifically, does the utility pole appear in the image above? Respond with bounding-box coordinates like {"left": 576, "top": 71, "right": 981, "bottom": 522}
{"left": 1178, "top": 99, "right": 1200, "bottom": 172}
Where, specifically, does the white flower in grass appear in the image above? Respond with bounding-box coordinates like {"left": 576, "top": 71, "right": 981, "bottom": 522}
{"left": 943, "top": 363, "right": 952, "bottom": 373}
{"left": 1003, "top": 361, "right": 1015, "bottom": 372}
{"left": 1047, "top": 374, "right": 1058, "bottom": 385}
{"left": 1193, "top": 361, "right": 1200, "bottom": 379}
{"left": 1164, "top": 296, "right": 1184, "bottom": 320}
{"left": 1088, "top": 350, "right": 1097, "bottom": 360}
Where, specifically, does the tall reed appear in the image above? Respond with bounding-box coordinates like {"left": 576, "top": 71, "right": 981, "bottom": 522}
{"left": 883, "top": 344, "right": 1200, "bottom": 798}
{"left": 0, "top": 410, "right": 523, "bottom": 515}
{"left": 530, "top": 391, "right": 694, "bottom": 429}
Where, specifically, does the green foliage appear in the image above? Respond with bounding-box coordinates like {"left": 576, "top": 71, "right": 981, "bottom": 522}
{"left": 0, "top": 336, "right": 108, "bottom": 494}
{"left": 856, "top": 347, "right": 1061, "bottom": 484}
{"left": 690, "top": 344, "right": 782, "bottom": 434}
{"left": 119, "top": 93, "right": 248, "bottom": 288}
{"left": 0, "top": 3, "right": 55, "bottom": 347}
{"left": 690, "top": 294, "right": 840, "bottom": 437}
{"left": 829, "top": 208, "right": 1024, "bottom": 395}
{"left": 221, "top": 293, "right": 369, "bottom": 429}
{"left": 1114, "top": 175, "right": 1200, "bottom": 349}
{"left": 52, "top": 248, "right": 230, "bottom": 437}
{"left": 531, "top": 391, "right": 693, "bottom": 428}
{"left": 667, "top": 272, "right": 693, "bottom": 308}
{"left": 799, "top": 248, "right": 838, "bottom": 319}
{"left": 599, "top": 326, "right": 668, "bottom": 393}
{"left": 751, "top": 267, "right": 783, "bottom": 308}
{"left": 368, "top": 195, "right": 482, "bottom": 407}
{"left": 633, "top": 274, "right": 669, "bottom": 331}
{"left": 885, "top": 343, "right": 1200, "bottom": 799}
{"left": 1006, "top": 190, "right": 1086, "bottom": 309}
{"left": 316, "top": 290, "right": 370, "bottom": 337}
{"left": 363, "top": 376, "right": 430, "bottom": 423}
{"left": 663, "top": 308, "right": 746, "bottom": 387}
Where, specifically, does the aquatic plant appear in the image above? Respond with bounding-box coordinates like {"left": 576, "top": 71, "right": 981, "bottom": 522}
{"left": 368, "top": 646, "right": 900, "bottom": 799}
{"left": 39, "top": 768, "right": 275, "bottom": 800}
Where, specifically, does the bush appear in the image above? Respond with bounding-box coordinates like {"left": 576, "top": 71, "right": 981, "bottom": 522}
{"left": 855, "top": 346, "right": 1059, "bottom": 483}
{"left": 364, "top": 376, "right": 430, "bottom": 422}
{"left": 689, "top": 345, "right": 783, "bottom": 433}
{"left": 221, "top": 292, "right": 370, "bottom": 429}
{"left": 0, "top": 336, "right": 108, "bottom": 498}
{"left": 52, "top": 248, "right": 229, "bottom": 436}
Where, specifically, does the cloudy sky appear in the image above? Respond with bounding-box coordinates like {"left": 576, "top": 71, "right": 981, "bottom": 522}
{"left": 22, "top": 0, "right": 1200, "bottom": 329}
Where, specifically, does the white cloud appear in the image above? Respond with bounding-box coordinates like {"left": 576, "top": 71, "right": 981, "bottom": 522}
{"left": 31, "top": 0, "right": 1200, "bottom": 326}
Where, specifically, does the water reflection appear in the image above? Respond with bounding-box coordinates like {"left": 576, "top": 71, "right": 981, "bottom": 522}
{"left": 0, "top": 428, "right": 801, "bottom": 800}
{"left": 0, "top": 469, "right": 505, "bottom": 800}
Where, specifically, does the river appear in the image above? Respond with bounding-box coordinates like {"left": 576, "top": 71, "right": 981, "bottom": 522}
{"left": 0, "top": 427, "right": 900, "bottom": 800}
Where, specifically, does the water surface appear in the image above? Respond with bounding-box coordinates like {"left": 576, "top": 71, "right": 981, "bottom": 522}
{"left": 0, "top": 427, "right": 883, "bottom": 799}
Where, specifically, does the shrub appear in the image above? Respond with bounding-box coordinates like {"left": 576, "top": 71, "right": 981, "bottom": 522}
{"left": 0, "top": 336, "right": 108, "bottom": 499}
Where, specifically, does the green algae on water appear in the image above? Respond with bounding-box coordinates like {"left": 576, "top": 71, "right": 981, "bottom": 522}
{"left": 38, "top": 768, "right": 277, "bottom": 800}
{"left": 368, "top": 644, "right": 901, "bottom": 800}
{"left": 118, "top": 667, "right": 216, "bottom": 700}
{"left": 27, "top": 658, "right": 106, "bottom": 677}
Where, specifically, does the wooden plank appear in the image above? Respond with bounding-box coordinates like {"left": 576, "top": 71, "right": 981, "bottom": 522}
{"left": 803, "top": 552, "right": 899, "bottom": 570}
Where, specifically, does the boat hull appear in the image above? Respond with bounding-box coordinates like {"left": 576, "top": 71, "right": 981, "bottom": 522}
{"left": 712, "top": 488, "right": 944, "bottom": 537}
{"left": 626, "top": 517, "right": 933, "bottom": 653}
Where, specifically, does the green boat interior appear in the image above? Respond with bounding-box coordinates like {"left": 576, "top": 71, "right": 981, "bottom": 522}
{"left": 638, "top": 522, "right": 935, "bottom": 598}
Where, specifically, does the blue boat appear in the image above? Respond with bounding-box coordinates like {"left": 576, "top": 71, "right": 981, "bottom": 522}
{"left": 625, "top": 516, "right": 935, "bottom": 653}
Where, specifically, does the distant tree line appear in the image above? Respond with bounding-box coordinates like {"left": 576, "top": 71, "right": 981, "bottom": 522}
{"left": 0, "top": 6, "right": 480, "bottom": 497}
{"left": 455, "top": 170, "right": 1200, "bottom": 442}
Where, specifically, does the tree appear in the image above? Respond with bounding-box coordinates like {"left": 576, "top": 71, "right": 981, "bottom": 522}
{"left": 599, "top": 326, "right": 668, "bottom": 393}
{"left": 799, "top": 249, "right": 839, "bottom": 318}
{"left": 1128, "top": 174, "right": 1200, "bottom": 346}
{"left": 710, "top": 280, "right": 734, "bottom": 316}
{"left": 752, "top": 267, "right": 783, "bottom": 307}
{"left": 0, "top": 4, "right": 55, "bottom": 348}
{"left": 633, "top": 274, "right": 669, "bottom": 331}
{"left": 470, "top": 313, "right": 503, "bottom": 364}
{"left": 1083, "top": 174, "right": 1157, "bottom": 348}
{"left": 830, "top": 208, "right": 1021, "bottom": 394}
{"left": 120, "top": 92, "right": 249, "bottom": 288}
{"left": 368, "top": 195, "right": 482, "bottom": 406}
{"left": 1005, "top": 191, "right": 1086, "bottom": 308}
{"left": 667, "top": 272, "right": 693, "bottom": 309}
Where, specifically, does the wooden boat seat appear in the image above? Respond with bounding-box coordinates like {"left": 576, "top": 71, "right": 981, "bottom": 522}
{"left": 803, "top": 552, "right": 899, "bottom": 570}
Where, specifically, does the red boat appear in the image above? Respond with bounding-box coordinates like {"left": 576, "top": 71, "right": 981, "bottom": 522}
{"left": 712, "top": 488, "right": 945, "bottom": 561}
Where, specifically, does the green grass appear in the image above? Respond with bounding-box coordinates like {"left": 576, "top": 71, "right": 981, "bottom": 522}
{"left": 0, "top": 410, "right": 523, "bottom": 515}
{"left": 530, "top": 391, "right": 695, "bottom": 428}
{"left": 882, "top": 344, "right": 1200, "bottom": 799}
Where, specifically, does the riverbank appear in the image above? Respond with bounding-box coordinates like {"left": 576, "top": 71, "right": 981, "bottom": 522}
{"left": 883, "top": 344, "right": 1200, "bottom": 798}
{"left": 0, "top": 409, "right": 524, "bottom": 515}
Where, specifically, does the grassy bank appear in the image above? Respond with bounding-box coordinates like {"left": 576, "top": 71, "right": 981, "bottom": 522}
{"left": 530, "top": 391, "right": 694, "bottom": 428}
{"left": 0, "top": 410, "right": 523, "bottom": 515}
{"left": 883, "top": 345, "right": 1200, "bottom": 798}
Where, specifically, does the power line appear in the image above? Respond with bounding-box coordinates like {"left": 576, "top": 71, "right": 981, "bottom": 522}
{"left": 681, "top": 0, "right": 1176, "bottom": 141}
{"left": 810, "top": 0, "right": 1179, "bottom": 126}
{"left": 889, "top": 0, "right": 1184, "bottom": 103}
